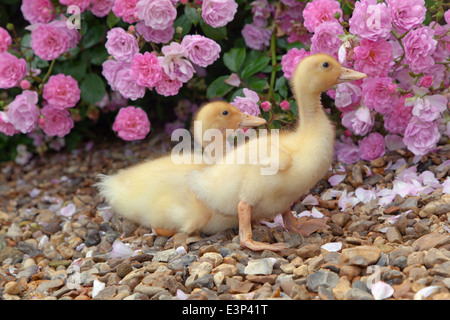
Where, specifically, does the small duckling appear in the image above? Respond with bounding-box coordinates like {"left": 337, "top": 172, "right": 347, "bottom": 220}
{"left": 96, "top": 101, "right": 266, "bottom": 245}
{"left": 188, "top": 54, "right": 367, "bottom": 251}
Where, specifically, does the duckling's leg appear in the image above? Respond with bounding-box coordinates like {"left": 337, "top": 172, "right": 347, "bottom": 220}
{"left": 238, "top": 201, "right": 288, "bottom": 251}
{"left": 282, "top": 210, "right": 329, "bottom": 236}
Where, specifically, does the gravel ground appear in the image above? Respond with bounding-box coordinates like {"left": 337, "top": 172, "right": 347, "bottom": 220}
{"left": 1, "top": 134, "right": 449, "bottom": 301}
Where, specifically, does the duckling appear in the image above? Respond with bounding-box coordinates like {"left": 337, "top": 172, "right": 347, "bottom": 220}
{"left": 95, "top": 101, "right": 266, "bottom": 242}
{"left": 188, "top": 54, "right": 366, "bottom": 251}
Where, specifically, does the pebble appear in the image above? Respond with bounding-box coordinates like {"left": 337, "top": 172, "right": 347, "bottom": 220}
{"left": 306, "top": 270, "right": 339, "bottom": 293}
{"left": 244, "top": 259, "right": 274, "bottom": 275}
{"left": 1, "top": 136, "right": 449, "bottom": 300}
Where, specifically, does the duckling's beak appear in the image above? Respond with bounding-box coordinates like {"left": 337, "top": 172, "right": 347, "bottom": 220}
{"left": 239, "top": 113, "right": 267, "bottom": 128}
{"left": 337, "top": 67, "right": 367, "bottom": 83}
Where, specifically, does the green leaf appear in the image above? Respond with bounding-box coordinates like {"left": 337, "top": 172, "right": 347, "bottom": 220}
{"left": 53, "top": 58, "right": 87, "bottom": 82}
{"left": 82, "top": 25, "right": 106, "bottom": 49}
{"left": 206, "top": 75, "right": 233, "bottom": 99}
{"left": 174, "top": 14, "right": 192, "bottom": 37}
{"left": 223, "top": 48, "right": 246, "bottom": 73}
{"left": 80, "top": 73, "right": 106, "bottom": 104}
{"left": 229, "top": 88, "right": 245, "bottom": 101}
{"left": 200, "top": 20, "right": 227, "bottom": 41}
{"left": 246, "top": 76, "right": 268, "bottom": 92}
{"left": 275, "top": 77, "right": 288, "bottom": 98}
{"left": 86, "top": 46, "right": 109, "bottom": 66}
{"left": 240, "top": 56, "right": 271, "bottom": 79}
{"left": 106, "top": 11, "right": 121, "bottom": 29}
{"left": 185, "top": 6, "right": 200, "bottom": 25}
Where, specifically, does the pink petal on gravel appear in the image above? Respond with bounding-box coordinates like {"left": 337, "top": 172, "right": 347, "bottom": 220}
{"left": 443, "top": 178, "right": 450, "bottom": 194}
{"left": 58, "top": 202, "right": 77, "bottom": 217}
{"left": 92, "top": 279, "right": 105, "bottom": 299}
{"left": 355, "top": 188, "right": 376, "bottom": 204}
{"left": 419, "top": 171, "right": 441, "bottom": 188}
{"left": 29, "top": 188, "right": 41, "bottom": 198}
{"left": 110, "top": 239, "right": 134, "bottom": 259}
{"left": 436, "top": 160, "right": 450, "bottom": 172}
{"left": 321, "top": 242, "right": 342, "bottom": 252}
{"left": 328, "top": 174, "right": 346, "bottom": 186}
{"left": 311, "top": 207, "right": 324, "bottom": 218}
{"left": 371, "top": 281, "right": 394, "bottom": 300}
{"left": 176, "top": 289, "right": 189, "bottom": 300}
{"left": 302, "top": 194, "right": 319, "bottom": 206}
{"left": 414, "top": 286, "right": 441, "bottom": 300}
{"left": 260, "top": 213, "right": 285, "bottom": 229}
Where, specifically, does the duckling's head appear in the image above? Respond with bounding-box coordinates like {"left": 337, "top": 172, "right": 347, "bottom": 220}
{"left": 293, "top": 53, "right": 366, "bottom": 94}
{"left": 193, "top": 101, "right": 267, "bottom": 134}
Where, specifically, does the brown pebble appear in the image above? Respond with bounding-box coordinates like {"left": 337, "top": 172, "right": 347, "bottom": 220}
{"left": 116, "top": 263, "right": 133, "bottom": 278}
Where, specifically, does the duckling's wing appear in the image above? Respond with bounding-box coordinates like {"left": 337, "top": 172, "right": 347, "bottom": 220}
{"left": 258, "top": 147, "right": 292, "bottom": 173}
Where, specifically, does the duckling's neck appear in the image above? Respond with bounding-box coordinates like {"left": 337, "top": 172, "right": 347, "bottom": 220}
{"left": 293, "top": 86, "right": 327, "bottom": 136}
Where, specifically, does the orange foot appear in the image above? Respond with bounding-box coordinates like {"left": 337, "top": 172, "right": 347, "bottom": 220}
{"left": 238, "top": 201, "right": 288, "bottom": 252}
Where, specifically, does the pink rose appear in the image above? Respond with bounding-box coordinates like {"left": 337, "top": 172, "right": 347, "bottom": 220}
{"left": 112, "top": 106, "right": 151, "bottom": 141}
{"left": 402, "top": 27, "right": 437, "bottom": 74}
{"left": 59, "top": 0, "right": 91, "bottom": 12}
{"left": 302, "top": 0, "right": 343, "bottom": 33}
{"left": 43, "top": 74, "right": 80, "bottom": 109}
{"left": 361, "top": 77, "right": 398, "bottom": 115}
{"left": 383, "top": 96, "right": 413, "bottom": 135}
{"left": 155, "top": 72, "right": 183, "bottom": 96}
{"left": 181, "top": 35, "right": 221, "bottom": 67}
{"left": 411, "top": 95, "right": 447, "bottom": 122}
{"left": 158, "top": 42, "right": 195, "bottom": 83}
{"left": 136, "top": 0, "right": 177, "bottom": 30}
{"left": 445, "top": 10, "right": 450, "bottom": 25}
{"left": 115, "top": 67, "right": 146, "bottom": 101}
{"left": 39, "top": 105, "right": 74, "bottom": 137}
{"left": 280, "top": 100, "right": 290, "bottom": 111}
{"left": 334, "top": 82, "right": 361, "bottom": 112}
{"left": 359, "top": 132, "right": 385, "bottom": 161}
{"left": 136, "top": 21, "right": 174, "bottom": 44}
{"left": 342, "top": 105, "right": 374, "bottom": 136}
{"left": 0, "top": 27, "right": 12, "bottom": 54}
{"left": 89, "top": 0, "right": 114, "bottom": 17}
{"left": 0, "top": 112, "right": 19, "bottom": 136}
{"left": 48, "top": 20, "right": 81, "bottom": 49}
{"left": 231, "top": 88, "right": 261, "bottom": 116}
{"left": 386, "top": 0, "right": 426, "bottom": 34}
{"left": 102, "top": 60, "right": 128, "bottom": 91}
{"left": 21, "top": 0, "right": 55, "bottom": 24}
{"left": 349, "top": 0, "right": 392, "bottom": 41}
{"left": 6, "top": 90, "right": 40, "bottom": 134}
{"left": 261, "top": 101, "right": 271, "bottom": 112}
{"left": 335, "top": 136, "right": 360, "bottom": 164}
{"left": 130, "top": 52, "right": 163, "bottom": 88}
{"left": 353, "top": 39, "right": 393, "bottom": 77}
{"left": 281, "top": 48, "right": 311, "bottom": 80}
{"left": 241, "top": 23, "right": 272, "bottom": 51}
{"left": 0, "top": 52, "right": 27, "bottom": 89}
{"left": 310, "top": 21, "right": 344, "bottom": 58}
{"left": 403, "top": 117, "right": 440, "bottom": 155}
{"left": 202, "top": 0, "right": 238, "bottom": 28}
{"left": 418, "top": 75, "right": 433, "bottom": 88}
{"left": 105, "top": 28, "right": 139, "bottom": 62}
{"left": 30, "top": 23, "right": 69, "bottom": 61}
{"left": 112, "top": 0, "right": 139, "bottom": 23}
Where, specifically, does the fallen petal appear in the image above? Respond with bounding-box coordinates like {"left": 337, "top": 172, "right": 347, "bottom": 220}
{"left": 328, "top": 174, "right": 346, "bottom": 187}
{"left": 321, "top": 242, "right": 342, "bottom": 252}
{"left": 311, "top": 207, "right": 324, "bottom": 218}
{"left": 58, "top": 202, "right": 77, "bottom": 218}
{"left": 371, "top": 281, "right": 394, "bottom": 300}
{"left": 414, "top": 286, "right": 441, "bottom": 300}
{"left": 176, "top": 289, "right": 189, "bottom": 300}
{"left": 110, "top": 240, "right": 134, "bottom": 259}
{"left": 302, "top": 194, "right": 319, "bottom": 206}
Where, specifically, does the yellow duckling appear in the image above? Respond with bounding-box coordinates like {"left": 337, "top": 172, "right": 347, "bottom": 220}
{"left": 188, "top": 54, "right": 367, "bottom": 251}
{"left": 96, "top": 101, "right": 266, "bottom": 241}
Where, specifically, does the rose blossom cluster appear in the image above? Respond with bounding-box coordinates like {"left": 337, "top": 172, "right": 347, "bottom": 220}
{"left": 278, "top": 0, "right": 449, "bottom": 162}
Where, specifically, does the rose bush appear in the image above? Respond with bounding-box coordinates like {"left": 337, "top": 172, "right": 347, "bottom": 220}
{"left": 0, "top": 0, "right": 448, "bottom": 164}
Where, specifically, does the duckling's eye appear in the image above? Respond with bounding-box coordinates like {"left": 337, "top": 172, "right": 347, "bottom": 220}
{"left": 322, "top": 62, "right": 329, "bottom": 68}
{"left": 222, "top": 110, "right": 229, "bottom": 116}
